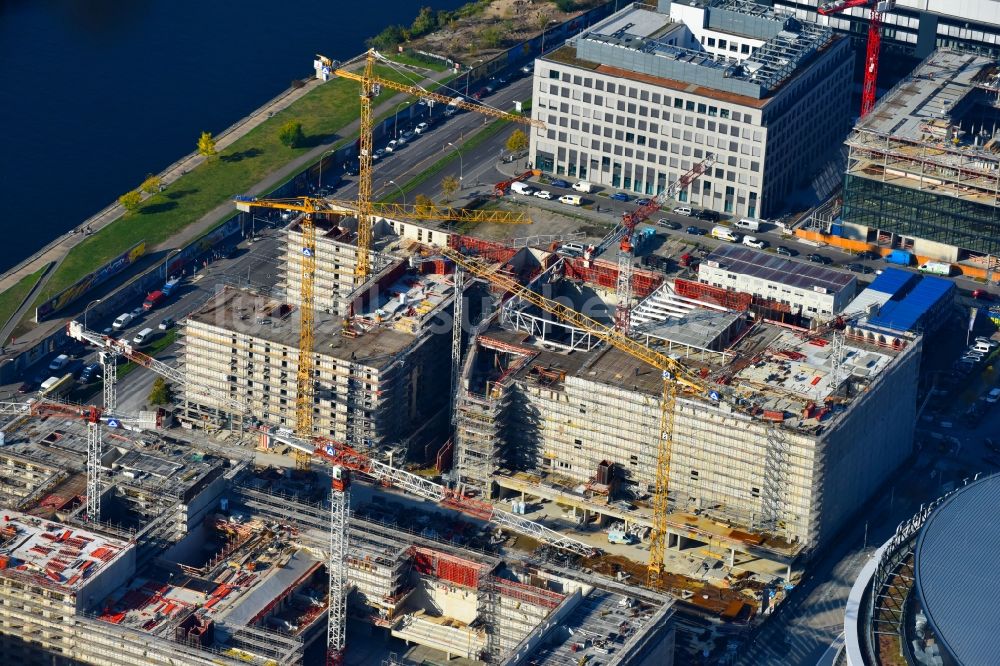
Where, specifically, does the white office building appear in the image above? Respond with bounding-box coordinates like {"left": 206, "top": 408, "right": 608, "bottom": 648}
{"left": 529, "top": 0, "right": 853, "bottom": 218}
{"left": 698, "top": 244, "right": 857, "bottom": 317}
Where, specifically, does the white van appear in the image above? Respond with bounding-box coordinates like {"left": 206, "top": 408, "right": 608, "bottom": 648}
{"left": 510, "top": 181, "right": 534, "bottom": 195}
{"left": 48, "top": 354, "right": 69, "bottom": 372}
{"left": 112, "top": 312, "right": 133, "bottom": 330}
{"left": 735, "top": 218, "right": 761, "bottom": 232}
{"left": 711, "top": 226, "right": 739, "bottom": 242}
{"left": 673, "top": 206, "right": 693, "bottom": 216}
{"left": 560, "top": 242, "right": 585, "bottom": 255}
{"left": 558, "top": 194, "right": 582, "bottom": 206}
{"left": 132, "top": 328, "right": 155, "bottom": 346}
{"left": 572, "top": 181, "right": 593, "bottom": 193}
{"left": 40, "top": 376, "right": 61, "bottom": 392}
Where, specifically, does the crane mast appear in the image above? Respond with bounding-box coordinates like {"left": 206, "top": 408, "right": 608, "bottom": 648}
{"left": 326, "top": 466, "right": 350, "bottom": 666}
{"left": 818, "top": 1, "right": 896, "bottom": 117}
{"left": 613, "top": 155, "right": 714, "bottom": 334}
{"left": 442, "top": 248, "right": 714, "bottom": 586}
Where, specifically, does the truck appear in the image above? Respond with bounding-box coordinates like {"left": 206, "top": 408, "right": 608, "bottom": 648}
{"left": 142, "top": 290, "right": 165, "bottom": 311}
{"left": 919, "top": 261, "right": 953, "bottom": 276}
{"left": 161, "top": 277, "right": 181, "bottom": 298}
{"left": 884, "top": 249, "right": 913, "bottom": 266}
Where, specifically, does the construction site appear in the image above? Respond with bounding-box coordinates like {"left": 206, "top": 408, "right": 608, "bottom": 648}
{"left": 449, "top": 231, "right": 922, "bottom": 614}
{"left": 0, "top": 396, "right": 677, "bottom": 666}
{"left": 840, "top": 48, "right": 1000, "bottom": 264}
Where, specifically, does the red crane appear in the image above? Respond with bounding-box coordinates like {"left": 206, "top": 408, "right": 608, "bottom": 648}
{"left": 817, "top": 1, "right": 897, "bottom": 117}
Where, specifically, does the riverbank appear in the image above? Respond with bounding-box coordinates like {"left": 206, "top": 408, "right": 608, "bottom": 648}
{"left": 0, "top": 0, "right": 614, "bottom": 345}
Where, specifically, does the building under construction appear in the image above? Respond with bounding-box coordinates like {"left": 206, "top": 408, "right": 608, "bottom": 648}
{"left": 0, "top": 408, "right": 676, "bottom": 666}
{"left": 839, "top": 48, "right": 1000, "bottom": 265}
{"left": 455, "top": 255, "right": 922, "bottom": 577}
{"left": 180, "top": 213, "right": 457, "bottom": 451}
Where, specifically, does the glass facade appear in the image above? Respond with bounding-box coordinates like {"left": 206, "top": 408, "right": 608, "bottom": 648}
{"left": 843, "top": 174, "right": 1000, "bottom": 256}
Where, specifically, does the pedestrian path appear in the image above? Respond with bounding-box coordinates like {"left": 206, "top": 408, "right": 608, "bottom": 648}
{"left": 0, "top": 59, "right": 453, "bottom": 351}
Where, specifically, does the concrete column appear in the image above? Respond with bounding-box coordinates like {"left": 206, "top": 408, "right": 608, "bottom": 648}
{"left": 729, "top": 548, "right": 735, "bottom": 568}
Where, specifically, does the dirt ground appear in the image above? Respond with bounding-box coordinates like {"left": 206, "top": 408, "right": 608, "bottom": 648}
{"left": 414, "top": 0, "right": 605, "bottom": 64}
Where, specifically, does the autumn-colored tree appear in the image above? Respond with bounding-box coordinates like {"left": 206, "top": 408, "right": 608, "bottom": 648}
{"left": 140, "top": 174, "right": 163, "bottom": 195}
{"left": 505, "top": 129, "right": 529, "bottom": 154}
{"left": 148, "top": 377, "right": 171, "bottom": 405}
{"left": 440, "top": 175, "right": 460, "bottom": 200}
{"left": 278, "top": 121, "right": 306, "bottom": 148}
{"left": 414, "top": 193, "right": 435, "bottom": 215}
{"left": 118, "top": 190, "right": 142, "bottom": 212}
{"left": 197, "top": 131, "right": 217, "bottom": 159}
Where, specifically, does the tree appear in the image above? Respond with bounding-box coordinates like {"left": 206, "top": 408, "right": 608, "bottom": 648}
{"left": 505, "top": 129, "right": 529, "bottom": 154}
{"left": 278, "top": 121, "right": 306, "bottom": 148}
{"left": 140, "top": 174, "right": 163, "bottom": 195}
{"left": 148, "top": 377, "right": 171, "bottom": 405}
{"left": 197, "top": 131, "right": 217, "bottom": 159}
{"left": 440, "top": 175, "right": 460, "bottom": 200}
{"left": 410, "top": 6, "right": 438, "bottom": 37}
{"left": 118, "top": 190, "right": 142, "bottom": 212}
{"left": 414, "top": 193, "right": 435, "bottom": 215}
{"left": 367, "top": 24, "right": 405, "bottom": 51}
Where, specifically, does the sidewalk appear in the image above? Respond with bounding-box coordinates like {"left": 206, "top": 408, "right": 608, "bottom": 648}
{"left": 1, "top": 60, "right": 453, "bottom": 351}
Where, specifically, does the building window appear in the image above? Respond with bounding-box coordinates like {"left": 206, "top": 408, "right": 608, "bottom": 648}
{"left": 707, "top": 37, "right": 716, "bottom": 47}
{"left": 549, "top": 70, "right": 559, "bottom": 79}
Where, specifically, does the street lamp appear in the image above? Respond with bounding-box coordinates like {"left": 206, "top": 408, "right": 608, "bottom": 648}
{"left": 447, "top": 142, "right": 464, "bottom": 189}
{"left": 388, "top": 180, "right": 406, "bottom": 205}
{"left": 163, "top": 248, "right": 181, "bottom": 279}
{"left": 318, "top": 149, "right": 336, "bottom": 190}
{"left": 393, "top": 102, "right": 408, "bottom": 139}
{"left": 83, "top": 299, "right": 101, "bottom": 329}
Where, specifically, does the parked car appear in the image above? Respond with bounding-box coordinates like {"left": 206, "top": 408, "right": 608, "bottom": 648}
{"left": 846, "top": 263, "right": 874, "bottom": 274}
{"left": 130, "top": 306, "right": 144, "bottom": 319}
{"left": 400, "top": 130, "right": 414, "bottom": 141}
{"left": 549, "top": 178, "right": 571, "bottom": 189}
{"left": 972, "top": 289, "right": 994, "bottom": 300}
{"left": 79, "top": 363, "right": 101, "bottom": 383}
{"left": 695, "top": 209, "right": 720, "bottom": 222}
{"left": 806, "top": 253, "right": 832, "bottom": 264}
{"left": 743, "top": 236, "right": 766, "bottom": 249}
{"left": 635, "top": 198, "right": 652, "bottom": 206}
{"left": 609, "top": 192, "right": 631, "bottom": 202}
{"left": 159, "top": 317, "right": 175, "bottom": 331}
{"left": 673, "top": 206, "right": 693, "bottom": 216}
{"left": 533, "top": 190, "right": 554, "bottom": 200}
{"left": 975, "top": 337, "right": 998, "bottom": 348}
{"left": 49, "top": 354, "right": 70, "bottom": 372}
{"left": 856, "top": 250, "right": 881, "bottom": 260}
{"left": 385, "top": 140, "right": 400, "bottom": 153}
{"left": 686, "top": 226, "right": 706, "bottom": 236}
{"left": 775, "top": 245, "right": 796, "bottom": 257}
{"left": 17, "top": 381, "right": 36, "bottom": 394}
{"left": 373, "top": 148, "right": 385, "bottom": 160}
{"left": 344, "top": 163, "right": 359, "bottom": 176}
{"left": 657, "top": 219, "right": 681, "bottom": 230}
{"left": 414, "top": 122, "right": 429, "bottom": 135}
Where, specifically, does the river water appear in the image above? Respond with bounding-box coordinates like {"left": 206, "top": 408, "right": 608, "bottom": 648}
{"left": 0, "top": 0, "right": 468, "bottom": 273}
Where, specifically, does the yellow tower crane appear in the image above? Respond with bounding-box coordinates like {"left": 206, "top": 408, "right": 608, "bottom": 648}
{"left": 233, "top": 194, "right": 530, "bottom": 468}
{"left": 441, "top": 247, "right": 729, "bottom": 587}
{"left": 327, "top": 48, "right": 545, "bottom": 281}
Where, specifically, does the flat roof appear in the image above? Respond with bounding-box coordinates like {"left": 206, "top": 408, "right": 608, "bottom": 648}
{"left": 702, "top": 244, "right": 856, "bottom": 294}
{"left": 187, "top": 274, "right": 453, "bottom": 363}
{"left": 638, "top": 307, "right": 744, "bottom": 350}
{"left": 915, "top": 474, "right": 1000, "bottom": 666}
{"left": 0, "top": 512, "right": 131, "bottom": 592}
{"left": 868, "top": 275, "right": 955, "bottom": 333}
{"left": 858, "top": 49, "right": 997, "bottom": 143}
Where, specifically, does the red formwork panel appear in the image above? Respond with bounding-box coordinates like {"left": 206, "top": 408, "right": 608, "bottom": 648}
{"left": 410, "top": 546, "right": 485, "bottom": 589}
{"left": 449, "top": 235, "right": 518, "bottom": 264}
{"left": 563, "top": 258, "right": 663, "bottom": 298}
{"left": 674, "top": 278, "right": 752, "bottom": 311}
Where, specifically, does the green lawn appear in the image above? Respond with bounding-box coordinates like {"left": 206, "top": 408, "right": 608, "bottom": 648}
{"left": 30, "top": 65, "right": 420, "bottom": 311}
{"left": 386, "top": 51, "right": 449, "bottom": 72}
{"left": 0, "top": 265, "right": 49, "bottom": 332}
